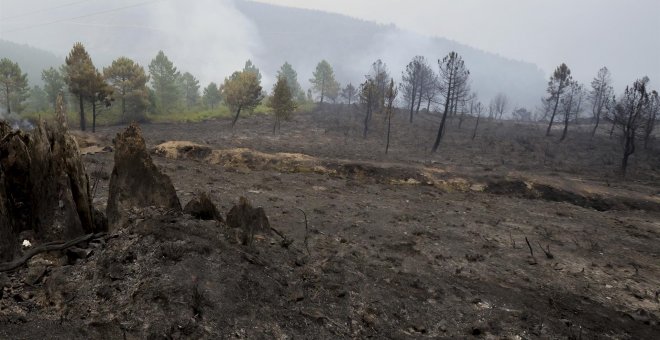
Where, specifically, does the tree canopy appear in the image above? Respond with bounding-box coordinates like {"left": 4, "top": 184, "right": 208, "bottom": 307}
{"left": 104, "top": 57, "right": 150, "bottom": 122}
{"left": 223, "top": 70, "right": 263, "bottom": 127}
{"left": 310, "top": 60, "right": 339, "bottom": 104}
{"left": 269, "top": 76, "right": 296, "bottom": 133}
{"left": 65, "top": 42, "right": 98, "bottom": 130}
{"left": 0, "top": 58, "right": 29, "bottom": 115}
{"left": 277, "top": 62, "right": 304, "bottom": 102}
{"left": 149, "top": 50, "right": 181, "bottom": 114}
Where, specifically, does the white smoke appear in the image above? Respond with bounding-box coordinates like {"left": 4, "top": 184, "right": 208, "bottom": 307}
{"left": 2, "top": 0, "right": 263, "bottom": 86}
{"left": 142, "top": 0, "right": 262, "bottom": 84}
{"left": 0, "top": 109, "right": 35, "bottom": 131}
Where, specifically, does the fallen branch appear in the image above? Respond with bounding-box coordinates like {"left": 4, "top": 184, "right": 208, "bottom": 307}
{"left": 270, "top": 226, "right": 294, "bottom": 248}
{"left": 296, "top": 208, "right": 310, "bottom": 256}
{"left": 0, "top": 232, "right": 106, "bottom": 272}
{"left": 537, "top": 241, "right": 555, "bottom": 259}
{"left": 525, "top": 236, "right": 537, "bottom": 265}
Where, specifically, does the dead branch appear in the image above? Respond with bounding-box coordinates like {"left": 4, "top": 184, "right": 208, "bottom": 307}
{"left": 270, "top": 226, "right": 294, "bottom": 248}
{"left": 525, "top": 236, "right": 537, "bottom": 265}
{"left": 0, "top": 232, "right": 106, "bottom": 272}
{"left": 296, "top": 208, "right": 310, "bottom": 256}
{"left": 537, "top": 241, "right": 555, "bottom": 259}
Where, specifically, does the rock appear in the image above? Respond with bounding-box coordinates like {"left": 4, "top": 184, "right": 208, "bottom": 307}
{"left": 226, "top": 197, "right": 270, "bottom": 245}
{"left": 0, "top": 100, "right": 101, "bottom": 261}
{"left": 184, "top": 192, "right": 223, "bottom": 221}
{"left": 106, "top": 124, "right": 181, "bottom": 229}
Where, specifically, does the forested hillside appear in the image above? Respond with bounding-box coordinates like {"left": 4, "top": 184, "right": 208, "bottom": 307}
{"left": 0, "top": 40, "right": 62, "bottom": 86}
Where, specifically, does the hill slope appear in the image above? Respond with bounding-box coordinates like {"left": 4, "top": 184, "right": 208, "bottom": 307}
{"left": 0, "top": 40, "right": 62, "bottom": 87}
{"left": 0, "top": 0, "right": 546, "bottom": 107}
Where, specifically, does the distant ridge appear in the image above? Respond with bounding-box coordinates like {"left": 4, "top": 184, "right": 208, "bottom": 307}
{"left": 0, "top": 0, "right": 546, "bottom": 106}
{"left": 0, "top": 40, "right": 62, "bottom": 87}
{"left": 236, "top": 1, "right": 546, "bottom": 106}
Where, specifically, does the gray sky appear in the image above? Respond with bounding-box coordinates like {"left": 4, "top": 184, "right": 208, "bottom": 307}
{"left": 0, "top": 0, "right": 658, "bottom": 91}
{"left": 257, "top": 0, "right": 660, "bottom": 89}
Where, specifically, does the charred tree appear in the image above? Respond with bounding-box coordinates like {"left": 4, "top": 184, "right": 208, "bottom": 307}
{"left": 544, "top": 63, "right": 573, "bottom": 136}
{"left": 589, "top": 67, "right": 614, "bottom": 137}
{"left": 432, "top": 52, "right": 470, "bottom": 152}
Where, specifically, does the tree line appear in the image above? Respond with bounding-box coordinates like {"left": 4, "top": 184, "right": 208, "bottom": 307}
{"left": 0, "top": 43, "right": 312, "bottom": 132}
{"left": 1, "top": 44, "right": 657, "bottom": 175}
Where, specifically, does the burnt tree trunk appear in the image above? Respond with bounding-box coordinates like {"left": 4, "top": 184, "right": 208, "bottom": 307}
{"left": 78, "top": 94, "right": 86, "bottom": 131}
{"left": 621, "top": 131, "right": 635, "bottom": 177}
{"left": 546, "top": 96, "right": 560, "bottom": 136}
{"left": 432, "top": 75, "right": 453, "bottom": 153}
{"left": 472, "top": 114, "right": 480, "bottom": 140}
{"left": 231, "top": 106, "right": 242, "bottom": 128}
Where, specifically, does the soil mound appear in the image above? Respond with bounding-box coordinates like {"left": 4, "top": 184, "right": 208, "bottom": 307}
{"left": 106, "top": 124, "right": 181, "bottom": 229}
{"left": 0, "top": 117, "right": 102, "bottom": 262}
{"left": 484, "top": 179, "right": 660, "bottom": 212}
{"left": 153, "top": 141, "right": 212, "bottom": 160}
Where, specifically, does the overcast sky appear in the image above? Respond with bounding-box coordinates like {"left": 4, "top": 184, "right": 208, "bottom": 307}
{"left": 0, "top": 0, "right": 658, "bottom": 90}
{"left": 257, "top": 0, "right": 660, "bottom": 88}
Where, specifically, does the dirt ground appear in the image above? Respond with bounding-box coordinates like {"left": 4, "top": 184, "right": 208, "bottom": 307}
{"left": 2, "top": 106, "right": 660, "bottom": 339}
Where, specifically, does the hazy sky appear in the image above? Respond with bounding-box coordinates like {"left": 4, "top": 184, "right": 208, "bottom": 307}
{"left": 257, "top": 0, "right": 660, "bottom": 88}
{"left": 0, "top": 0, "right": 658, "bottom": 91}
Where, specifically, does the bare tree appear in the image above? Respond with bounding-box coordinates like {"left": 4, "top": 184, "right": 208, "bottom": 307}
{"left": 421, "top": 72, "right": 439, "bottom": 112}
{"left": 370, "top": 59, "right": 389, "bottom": 112}
{"left": 401, "top": 56, "right": 423, "bottom": 123}
{"left": 643, "top": 90, "right": 658, "bottom": 149}
{"left": 544, "top": 63, "right": 573, "bottom": 136}
{"left": 340, "top": 83, "right": 357, "bottom": 105}
{"left": 385, "top": 79, "right": 398, "bottom": 154}
{"left": 559, "top": 81, "right": 585, "bottom": 142}
{"left": 491, "top": 93, "right": 508, "bottom": 120}
{"left": 416, "top": 60, "right": 436, "bottom": 115}
{"left": 432, "top": 52, "right": 470, "bottom": 152}
{"left": 472, "top": 101, "right": 484, "bottom": 140}
{"left": 359, "top": 77, "right": 377, "bottom": 138}
{"left": 610, "top": 77, "right": 652, "bottom": 176}
{"left": 589, "top": 67, "right": 614, "bottom": 137}
{"left": 459, "top": 92, "right": 477, "bottom": 129}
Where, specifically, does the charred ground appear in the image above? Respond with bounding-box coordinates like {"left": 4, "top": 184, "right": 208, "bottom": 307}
{"left": 1, "top": 106, "right": 660, "bottom": 339}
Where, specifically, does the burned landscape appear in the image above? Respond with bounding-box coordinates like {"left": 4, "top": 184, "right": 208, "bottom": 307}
{"left": 1, "top": 104, "right": 659, "bottom": 339}
{"left": 1, "top": 1, "right": 660, "bottom": 339}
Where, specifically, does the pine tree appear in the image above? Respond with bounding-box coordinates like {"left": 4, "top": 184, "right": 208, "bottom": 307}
{"left": 180, "top": 72, "right": 200, "bottom": 109}
{"left": 277, "top": 62, "right": 304, "bottom": 102}
{"left": 544, "top": 63, "right": 572, "bottom": 136}
{"left": 26, "top": 85, "right": 49, "bottom": 113}
{"left": 202, "top": 82, "right": 221, "bottom": 110}
{"left": 310, "top": 60, "right": 339, "bottom": 104}
{"left": 90, "top": 70, "right": 113, "bottom": 132}
{"left": 41, "top": 66, "right": 65, "bottom": 109}
{"left": 432, "top": 51, "right": 470, "bottom": 152}
{"left": 104, "top": 57, "right": 150, "bottom": 122}
{"left": 148, "top": 51, "right": 181, "bottom": 114}
{"left": 0, "top": 58, "right": 29, "bottom": 115}
{"left": 223, "top": 70, "right": 263, "bottom": 127}
{"left": 65, "top": 42, "right": 97, "bottom": 131}
{"left": 269, "top": 77, "right": 296, "bottom": 133}
{"left": 243, "top": 60, "right": 262, "bottom": 83}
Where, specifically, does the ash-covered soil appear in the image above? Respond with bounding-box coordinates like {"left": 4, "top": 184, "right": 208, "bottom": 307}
{"left": 2, "top": 107, "right": 660, "bottom": 339}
